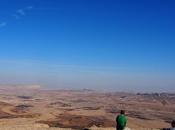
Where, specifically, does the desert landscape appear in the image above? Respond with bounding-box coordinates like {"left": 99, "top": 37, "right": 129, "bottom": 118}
{"left": 0, "top": 85, "right": 174, "bottom": 130}
{"left": 1, "top": 0, "right": 175, "bottom": 129}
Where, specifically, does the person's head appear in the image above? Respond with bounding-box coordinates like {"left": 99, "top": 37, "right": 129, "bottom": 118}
{"left": 171, "top": 120, "right": 175, "bottom": 128}
{"left": 120, "top": 110, "right": 125, "bottom": 115}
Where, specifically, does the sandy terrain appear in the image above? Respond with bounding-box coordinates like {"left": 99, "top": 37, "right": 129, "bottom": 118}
{"left": 0, "top": 86, "right": 174, "bottom": 130}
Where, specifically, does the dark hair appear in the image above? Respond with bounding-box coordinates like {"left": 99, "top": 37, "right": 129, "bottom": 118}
{"left": 120, "top": 110, "right": 125, "bottom": 114}
{"left": 172, "top": 120, "right": 175, "bottom": 127}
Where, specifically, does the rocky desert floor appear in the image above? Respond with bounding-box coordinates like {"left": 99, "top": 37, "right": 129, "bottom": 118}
{"left": 0, "top": 86, "right": 174, "bottom": 130}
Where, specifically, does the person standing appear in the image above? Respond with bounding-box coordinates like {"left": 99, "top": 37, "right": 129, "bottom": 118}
{"left": 116, "top": 110, "right": 127, "bottom": 130}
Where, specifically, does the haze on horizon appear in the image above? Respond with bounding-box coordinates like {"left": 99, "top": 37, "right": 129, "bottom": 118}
{"left": 0, "top": 0, "right": 175, "bottom": 92}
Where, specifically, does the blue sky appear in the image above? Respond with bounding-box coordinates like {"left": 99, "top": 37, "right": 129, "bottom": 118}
{"left": 0, "top": 0, "right": 175, "bottom": 92}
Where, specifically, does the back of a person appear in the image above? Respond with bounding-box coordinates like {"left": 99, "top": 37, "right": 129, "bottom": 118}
{"left": 116, "top": 110, "right": 127, "bottom": 130}
{"left": 117, "top": 114, "right": 127, "bottom": 127}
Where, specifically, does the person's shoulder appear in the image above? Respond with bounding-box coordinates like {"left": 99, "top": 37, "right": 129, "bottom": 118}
{"left": 116, "top": 115, "right": 119, "bottom": 119}
{"left": 117, "top": 114, "right": 121, "bottom": 117}
{"left": 121, "top": 114, "right": 127, "bottom": 118}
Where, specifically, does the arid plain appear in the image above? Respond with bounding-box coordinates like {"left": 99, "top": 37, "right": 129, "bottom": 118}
{"left": 0, "top": 85, "right": 174, "bottom": 130}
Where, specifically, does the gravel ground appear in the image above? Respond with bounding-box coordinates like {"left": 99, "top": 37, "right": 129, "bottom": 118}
{"left": 0, "top": 125, "right": 160, "bottom": 130}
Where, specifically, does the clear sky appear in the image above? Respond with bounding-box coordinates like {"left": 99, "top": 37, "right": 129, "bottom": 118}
{"left": 0, "top": 0, "right": 175, "bottom": 92}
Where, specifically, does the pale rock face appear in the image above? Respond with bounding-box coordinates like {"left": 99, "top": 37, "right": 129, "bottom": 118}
{"left": 124, "top": 127, "right": 131, "bottom": 130}
{"left": 34, "top": 123, "right": 50, "bottom": 128}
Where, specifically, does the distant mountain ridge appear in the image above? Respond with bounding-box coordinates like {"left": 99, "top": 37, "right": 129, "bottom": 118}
{"left": 0, "top": 84, "right": 41, "bottom": 90}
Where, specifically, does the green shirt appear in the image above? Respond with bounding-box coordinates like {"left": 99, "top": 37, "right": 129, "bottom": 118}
{"left": 116, "top": 114, "right": 127, "bottom": 130}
